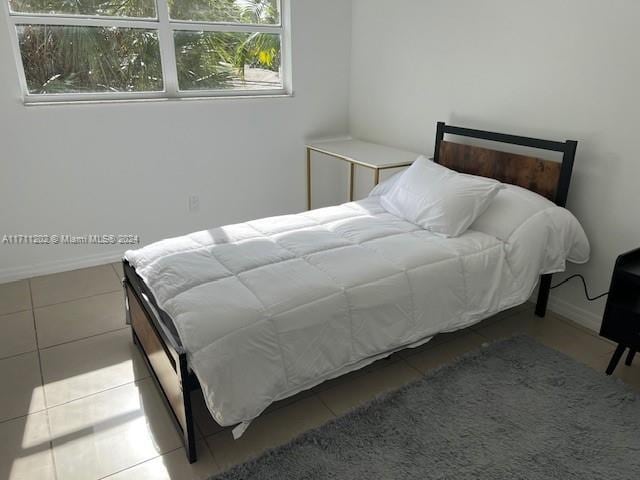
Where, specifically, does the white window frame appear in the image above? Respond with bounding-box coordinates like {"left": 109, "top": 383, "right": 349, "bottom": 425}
{"left": 2, "top": 0, "right": 291, "bottom": 104}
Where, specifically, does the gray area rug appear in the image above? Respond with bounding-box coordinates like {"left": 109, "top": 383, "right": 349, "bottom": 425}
{"left": 212, "top": 336, "right": 640, "bottom": 479}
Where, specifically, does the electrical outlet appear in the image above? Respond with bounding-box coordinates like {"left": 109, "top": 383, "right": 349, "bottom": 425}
{"left": 189, "top": 195, "right": 200, "bottom": 213}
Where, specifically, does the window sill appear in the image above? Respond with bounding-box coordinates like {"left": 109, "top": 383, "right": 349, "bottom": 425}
{"left": 22, "top": 91, "right": 295, "bottom": 107}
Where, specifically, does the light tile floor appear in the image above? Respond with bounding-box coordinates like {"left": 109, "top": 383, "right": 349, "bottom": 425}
{"left": 0, "top": 264, "right": 636, "bottom": 479}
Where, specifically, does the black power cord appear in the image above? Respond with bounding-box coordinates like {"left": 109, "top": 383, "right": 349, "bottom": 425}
{"left": 550, "top": 274, "right": 609, "bottom": 301}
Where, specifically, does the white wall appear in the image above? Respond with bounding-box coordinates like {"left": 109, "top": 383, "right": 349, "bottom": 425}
{"left": 350, "top": 0, "right": 640, "bottom": 330}
{"left": 0, "top": 0, "right": 352, "bottom": 281}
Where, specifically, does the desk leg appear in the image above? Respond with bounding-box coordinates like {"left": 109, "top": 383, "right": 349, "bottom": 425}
{"left": 349, "top": 163, "right": 355, "bottom": 202}
{"left": 306, "top": 148, "right": 312, "bottom": 210}
{"left": 374, "top": 169, "right": 380, "bottom": 186}
{"left": 626, "top": 349, "right": 636, "bottom": 366}
{"left": 606, "top": 344, "right": 626, "bottom": 375}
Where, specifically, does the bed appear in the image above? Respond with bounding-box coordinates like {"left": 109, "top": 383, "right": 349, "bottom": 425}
{"left": 122, "top": 123, "right": 588, "bottom": 463}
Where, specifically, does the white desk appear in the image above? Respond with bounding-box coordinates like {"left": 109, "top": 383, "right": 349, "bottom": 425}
{"left": 306, "top": 138, "right": 420, "bottom": 210}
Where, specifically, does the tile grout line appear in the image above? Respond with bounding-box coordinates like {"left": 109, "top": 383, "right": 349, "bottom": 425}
{"left": 201, "top": 431, "right": 224, "bottom": 473}
{"left": 33, "top": 287, "right": 123, "bottom": 310}
{"left": 400, "top": 330, "right": 475, "bottom": 360}
{"left": 398, "top": 355, "right": 424, "bottom": 377}
{"left": 94, "top": 447, "right": 184, "bottom": 480}
{"left": 5, "top": 378, "right": 164, "bottom": 477}
{"left": 27, "top": 263, "right": 149, "bottom": 480}
{"left": 472, "top": 312, "right": 616, "bottom": 368}
{"left": 27, "top": 278, "right": 46, "bottom": 398}
{"left": 0, "top": 329, "right": 139, "bottom": 428}
{"left": 469, "top": 305, "right": 533, "bottom": 332}
{"left": 0, "top": 405, "right": 49, "bottom": 426}
{"left": 111, "top": 262, "right": 123, "bottom": 280}
{"left": 485, "top": 307, "right": 613, "bottom": 352}
{"left": 0, "top": 306, "right": 34, "bottom": 317}
{"left": 398, "top": 306, "right": 532, "bottom": 362}
{"left": 28, "top": 278, "right": 60, "bottom": 480}
{"left": 0, "top": 347, "right": 40, "bottom": 362}
{"left": 39, "top": 325, "right": 130, "bottom": 352}
{"left": 44, "top": 373, "right": 152, "bottom": 412}
{"left": 202, "top": 396, "right": 339, "bottom": 473}
{"left": 314, "top": 393, "right": 338, "bottom": 418}
{"left": 551, "top": 312, "right": 612, "bottom": 342}
{"left": 201, "top": 433, "right": 217, "bottom": 463}
{"left": 473, "top": 324, "right": 495, "bottom": 342}
{"left": 200, "top": 425, "right": 224, "bottom": 477}
{"left": 203, "top": 392, "right": 335, "bottom": 444}
{"left": 0, "top": 372, "right": 152, "bottom": 428}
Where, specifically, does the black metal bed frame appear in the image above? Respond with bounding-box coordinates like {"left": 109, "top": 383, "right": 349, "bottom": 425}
{"left": 123, "top": 122, "right": 578, "bottom": 463}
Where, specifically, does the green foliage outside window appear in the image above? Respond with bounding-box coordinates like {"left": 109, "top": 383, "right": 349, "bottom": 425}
{"left": 175, "top": 31, "right": 280, "bottom": 91}
{"left": 18, "top": 26, "right": 164, "bottom": 93}
{"left": 10, "top": 0, "right": 157, "bottom": 17}
{"left": 169, "top": 0, "right": 279, "bottom": 23}
{"left": 12, "top": 0, "right": 282, "bottom": 94}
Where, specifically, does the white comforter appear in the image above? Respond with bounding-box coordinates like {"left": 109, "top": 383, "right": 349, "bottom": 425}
{"left": 126, "top": 188, "right": 589, "bottom": 431}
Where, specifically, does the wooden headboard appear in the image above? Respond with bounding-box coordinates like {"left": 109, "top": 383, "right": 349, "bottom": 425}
{"left": 433, "top": 122, "right": 577, "bottom": 207}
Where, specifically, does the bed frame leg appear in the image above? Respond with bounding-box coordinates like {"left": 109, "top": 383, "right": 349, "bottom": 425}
{"left": 185, "top": 417, "right": 197, "bottom": 464}
{"left": 535, "top": 274, "right": 552, "bottom": 317}
{"left": 123, "top": 281, "right": 136, "bottom": 346}
{"left": 179, "top": 356, "right": 198, "bottom": 464}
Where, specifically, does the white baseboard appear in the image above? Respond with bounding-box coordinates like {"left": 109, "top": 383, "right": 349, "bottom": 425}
{"left": 547, "top": 296, "right": 602, "bottom": 333}
{"left": 0, "top": 249, "right": 127, "bottom": 284}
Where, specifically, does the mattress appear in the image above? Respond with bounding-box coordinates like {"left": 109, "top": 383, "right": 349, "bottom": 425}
{"left": 126, "top": 193, "right": 589, "bottom": 433}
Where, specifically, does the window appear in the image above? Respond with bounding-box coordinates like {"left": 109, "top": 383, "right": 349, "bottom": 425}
{"left": 4, "top": 0, "right": 288, "bottom": 102}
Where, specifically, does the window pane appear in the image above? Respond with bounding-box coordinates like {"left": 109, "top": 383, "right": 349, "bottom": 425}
{"left": 169, "top": 0, "right": 280, "bottom": 24}
{"left": 17, "top": 25, "right": 163, "bottom": 94}
{"left": 175, "top": 31, "right": 281, "bottom": 91}
{"left": 9, "top": 0, "right": 157, "bottom": 18}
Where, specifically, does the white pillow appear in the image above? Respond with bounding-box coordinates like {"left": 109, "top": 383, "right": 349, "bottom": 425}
{"left": 380, "top": 156, "right": 503, "bottom": 237}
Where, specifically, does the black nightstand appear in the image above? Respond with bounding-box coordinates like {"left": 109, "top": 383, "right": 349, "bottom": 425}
{"left": 600, "top": 248, "right": 640, "bottom": 375}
